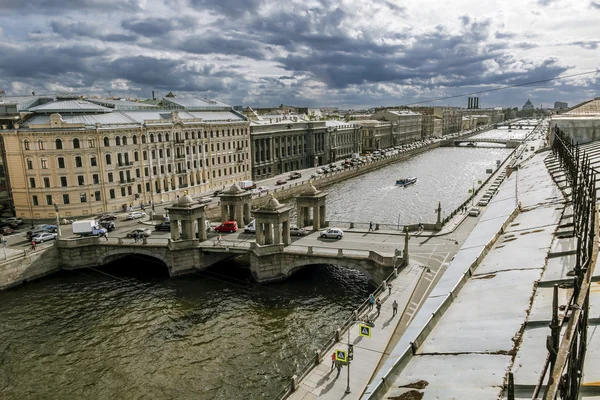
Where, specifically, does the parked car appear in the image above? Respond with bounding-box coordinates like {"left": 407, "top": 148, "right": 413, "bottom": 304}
{"left": 3, "top": 217, "right": 23, "bottom": 226}
{"left": 29, "top": 224, "right": 57, "bottom": 233}
{"left": 311, "top": 173, "right": 319, "bottom": 178}
{"left": 320, "top": 228, "right": 344, "bottom": 239}
{"left": 32, "top": 232, "right": 58, "bottom": 243}
{"left": 96, "top": 214, "right": 117, "bottom": 222}
{"left": 468, "top": 207, "right": 481, "bottom": 217}
{"left": 199, "top": 197, "right": 213, "bottom": 204}
{"left": 276, "top": 179, "right": 287, "bottom": 185}
{"left": 289, "top": 171, "right": 302, "bottom": 179}
{"left": 0, "top": 219, "right": 18, "bottom": 229}
{"left": 477, "top": 199, "right": 489, "bottom": 207}
{"left": 126, "top": 228, "right": 152, "bottom": 238}
{"left": 155, "top": 221, "right": 171, "bottom": 231}
{"left": 1, "top": 226, "right": 14, "bottom": 235}
{"left": 125, "top": 211, "right": 147, "bottom": 220}
{"left": 214, "top": 221, "right": 238, "bottom": 233}
{"left": 244, "top": 220, "right": 256, "bottom": 233}
{"left": 99, "top": 220, "right": 116, "bottom": 232}
{"left": 257, "top": 186, "right": 269, "bottom": 193}
{"left": 315, "top": 168, "right": 324, "bottom": 174}
{"left": 289, "top": 226, "right": 307, "bottom": 236}
{"left": 27, "top": 229, "right": 53, "bottom": 240}
{"left": 213, "top": 189, "right": 225, "bottom": 197}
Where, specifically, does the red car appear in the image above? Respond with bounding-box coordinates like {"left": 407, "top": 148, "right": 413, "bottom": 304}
{"left": 276, "top": 179, "right": 287, "bottom": 185}
{"left": 214, "top": 221, "right": 238, "bottom": 233}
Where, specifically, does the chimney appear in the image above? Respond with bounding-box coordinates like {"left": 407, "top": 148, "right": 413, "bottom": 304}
{"left": 152, "top": 90, "right": 155, "bottom": 100}
{"left": 467, "top": 97, "right": 472, "bottom": 109}
{"left": 475, "top": 97, "right": 479, "bottom": 109}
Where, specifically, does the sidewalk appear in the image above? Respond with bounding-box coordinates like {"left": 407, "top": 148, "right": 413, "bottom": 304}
{"left": 288, "top": 265, "right": 422, "bottom": 400}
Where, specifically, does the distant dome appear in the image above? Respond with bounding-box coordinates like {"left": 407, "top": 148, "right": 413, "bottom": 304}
{"left": 178, "top": 194, "right": 193, "bottom": 205}
{"left": 303, "top": 184, "right": 318, "bottom": 195}
{"left": 226, "top": 183, "right": 244, "bottom": 194}
{"left": 264, "top": 196, "right": 281, "bottom": 210}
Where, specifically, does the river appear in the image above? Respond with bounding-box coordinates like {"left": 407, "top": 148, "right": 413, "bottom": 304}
{"left": 0, "top": 133, "right": 521, "bottom": 399}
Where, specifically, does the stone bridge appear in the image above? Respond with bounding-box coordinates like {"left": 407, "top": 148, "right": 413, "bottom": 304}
{"left": 440, "top": 137, "right": 521, "bottom": 148}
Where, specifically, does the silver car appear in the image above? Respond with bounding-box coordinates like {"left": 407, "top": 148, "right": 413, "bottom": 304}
{"left": 33, "top": 232, "right": 57, "bottom": 243}
{"left": 320, "top": 228, "right": 344, "bottom": 239}
{"left": 125, "top": 211, "right": 147, "bottom": 220}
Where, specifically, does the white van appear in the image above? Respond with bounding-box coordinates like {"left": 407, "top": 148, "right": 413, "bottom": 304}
{"left": 244, "top": 219, "right": 256, "bottom": 233}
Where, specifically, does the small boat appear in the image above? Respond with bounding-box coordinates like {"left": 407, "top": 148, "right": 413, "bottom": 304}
{"left": 396, "top": 177, "right": 417, "bottom": 187}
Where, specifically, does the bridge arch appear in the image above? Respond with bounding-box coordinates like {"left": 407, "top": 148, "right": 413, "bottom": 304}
{"left": 282, "top": 258, "right": 374, "bottom": 283}
{"left": 98, "top": 248, "right": 174, "bottom": 276}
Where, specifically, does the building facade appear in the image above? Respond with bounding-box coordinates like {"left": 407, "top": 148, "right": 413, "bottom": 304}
{"left": 371, "top": 109, "right": 422, "bottom": 143}
{"left": 357, "top": 120, "right": 393, "bottom": 152}
{"left": 523, "top": 99, "right": 534, "bottom": 111}
{"left": 554, "top": 101, "right": 568, "bottom": 109}
{"left": 1, "top": 97, "right": 251, "bottom": 219}
{"left": 250, "top": 117, "right": 328, "bottom": 180}
{"left": 326, "top": 121, "right": 361, "bottom": 161}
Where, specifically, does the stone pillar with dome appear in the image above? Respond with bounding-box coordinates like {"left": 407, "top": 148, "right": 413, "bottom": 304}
{"left": 253, "top": 196, "right": 293, "bottom": 246}
{"left": 219, "top": 183, "right": 252, "bottom": 227}
{"left": 166, "top": 192, "right": 208, "bottom": 242}
{"left": 295, "top": 183, "right": 328, "bottom": 230}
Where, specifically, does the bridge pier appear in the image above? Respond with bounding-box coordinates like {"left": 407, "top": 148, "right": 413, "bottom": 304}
{"left": 220, "top": 184, "right": 252, "bottom": 227}
{"left": 296, "top": 183, "right": 328, "bottom": 231}
{"left": 167, "top": 192, "right": 208, "bottom": 241}
{"left": 254, "top": 197, "right": 292, "bottom": 246}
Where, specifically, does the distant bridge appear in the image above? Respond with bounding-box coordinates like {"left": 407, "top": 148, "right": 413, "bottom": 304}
{"left": 440, "top": 137, "right": 521, "bottom": 148}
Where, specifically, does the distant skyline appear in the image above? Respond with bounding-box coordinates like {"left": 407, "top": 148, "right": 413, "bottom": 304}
{"left": 0, "top": 0, "right": 599, "bottom": 109}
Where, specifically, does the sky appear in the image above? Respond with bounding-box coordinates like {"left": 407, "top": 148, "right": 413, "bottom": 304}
{"left": 0, "top": 0, "right": 599, "bottom": 109}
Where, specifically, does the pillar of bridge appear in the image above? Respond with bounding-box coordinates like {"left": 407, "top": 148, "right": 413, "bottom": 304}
{"left": 166, "top": 191, "right": 207, "bottom": 242}
{"left": 296, "top": 183, "right": 328, "bottom": 231}
{"left": 220, "top": 184, "right": 253, "bottom": 227}
{"left": 254, "top": 196, "right": 293, "bottom": 246}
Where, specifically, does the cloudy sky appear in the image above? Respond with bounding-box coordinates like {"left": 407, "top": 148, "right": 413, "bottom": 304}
{"left": 0, "top": 0, "right": 599, "bottom": 109}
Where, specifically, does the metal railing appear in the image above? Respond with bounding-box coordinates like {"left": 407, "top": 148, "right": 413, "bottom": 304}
{"left": 526, "top": 127, "right": 598, "bottom": 399}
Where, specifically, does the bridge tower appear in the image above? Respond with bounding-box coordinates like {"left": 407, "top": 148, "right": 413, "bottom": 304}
{"left": 219, "top": 184, "right": 252, "bottom": 227}
{"left": 166, "top": 192, "right": 208, "bottom": 242}
{"left": 296, "top": 183, "right": 328, "bottom": 230}
{"left": 253, "top": 196, "right": 293, "bottom": 246}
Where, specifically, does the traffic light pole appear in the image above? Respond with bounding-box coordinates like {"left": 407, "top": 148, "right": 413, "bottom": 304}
{"left": 346, "top": 326, "right": 351, "bottom": 394}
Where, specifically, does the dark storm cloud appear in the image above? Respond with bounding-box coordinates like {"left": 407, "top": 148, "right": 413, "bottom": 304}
{"left": 50, "top": 20, "right": 138, "bottom": 43}
{"left": 178, "top": 35, "right": 265, "bottom": 59}
{"left": 188, "top": 0, "right": 264, "bottom": 17}
{"left": 121, "top": 17, "right": 196, "bottom": 37}
{"left": 0, "top": 44, "right": 94, "bottom": 79}
{"left": 0, "top": 0, "right": 140, "bottom": 14}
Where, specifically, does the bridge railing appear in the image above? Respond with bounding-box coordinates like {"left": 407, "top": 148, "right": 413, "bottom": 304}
{"left": 272, "top": 259, "right": 404, "bottom": 400}
{"left": 527, "top": 126, "right": 598, "bottom": 400}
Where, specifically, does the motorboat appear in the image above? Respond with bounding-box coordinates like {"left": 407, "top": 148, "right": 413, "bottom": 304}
{"left": 396, "top": 177, "right": 417, "bottom": 187}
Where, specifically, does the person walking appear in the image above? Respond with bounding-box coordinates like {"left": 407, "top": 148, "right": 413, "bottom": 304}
{"left": 368, "top": 293, "right": 375, "bottom": 310}
{"left": 368, "top": 221, "right": 373, "bottom": 232}
{"left": 331, "top": 352, "right": 336, "bottom": 370}
{"left": 392, "top": 300, "right": 398, "bottom": 316}
{"left": 217, "top": 233, "right": 222, "bottom": 246}
{"left": 376, "top": 298, "right": 382, "bottom": 317}
{"left": 388, "top": 282, "right": 393, "bottom": 295}
{"left": 104, "top": 231, "right": 109, "bottom": 241}
{"left": 30, "top": 240, "right": 36, "bottom": 251}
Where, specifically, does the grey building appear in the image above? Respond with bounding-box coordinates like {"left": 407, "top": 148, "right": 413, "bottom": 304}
{"left": 326, "top": 121, "right": 361, "bottom": 161}
{"left": 554, "top": 101, "right": 568, "bottom": 109}
{"left": 371, "top": 109, "right": 422, "bottom": 144}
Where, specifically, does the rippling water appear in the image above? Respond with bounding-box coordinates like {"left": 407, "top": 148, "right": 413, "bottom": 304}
{"left": 0, "top": 134, "right": 519, "bottom": 399}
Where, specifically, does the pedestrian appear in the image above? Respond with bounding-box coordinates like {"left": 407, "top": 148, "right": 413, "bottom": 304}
{"left": 382, "top": 280, "right": 387, "bottom": 293}
{"left": 368, "top": 293, "right": 375, "bottom": 310}
{"left": 368, "top": 221, "right": 373, "bottom": 232}
{"left": 331, "top": 352, "right": 336, "bottom": 370}
{"left": 151, "top": 203, "right": 155, "bottom": 212}
{"left": 217, "top": 233, "right": 222, "bottom": 246}
{"left": 31, "top": 240, "right": 36, "bottom": 250}
{"left": 376, "top": 298, "right": 382, "bottom": 317}
{"left": 104, "top": 231, "right": 109, "bottom": 241}
{"left": 392, "top": 300, "right": 398, "bottom": 316}
{"left": 141, "top": 204, "right": 145, "bottom": 212}
{"left": 134, "top": 232, "right": 139, "bottom": 243}
{"left": 388, "top": 282, "right": 393, "bottom": 295}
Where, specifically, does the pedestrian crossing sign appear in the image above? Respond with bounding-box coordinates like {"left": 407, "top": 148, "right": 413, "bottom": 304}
{"left": 359, "top": 324, "right": 371, "bottom": 338}
{"left": 335, "top": 349, "right": 347, "bottom": 362}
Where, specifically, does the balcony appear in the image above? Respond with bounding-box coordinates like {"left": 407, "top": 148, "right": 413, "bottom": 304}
{"left": 175, "top": 139, "right": 185, "bottom": 144}
{"left": 117, "top": 162, "right": 134, "bottom": 169}
{"left": 119, "top": 179, "right": 136, "bottom": 185}
{"left": 175, "top": 154, "right": 186, "bottom": 160}
{"left": 176, "top": 169, "right": 187, "bottom": 175}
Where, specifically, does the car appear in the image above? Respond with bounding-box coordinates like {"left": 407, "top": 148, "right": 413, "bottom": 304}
{"left": 1, "top": 226, "right": 14, "bottom": 235}
{"left": 468, "top": 208, "right": 481, "bottom": 217}
{"left": 32, "top": 232, "right": 57, "bottom": 243}
{"left": 251, "top": 189, "right": 261, "bottom": 195}
{"left": 329, "top": 163, "right": 336, "bottom": 168}
{"left": 155, "top": 221, "right": 171, "bottom": 231}
{"left": 125, "top": 211, "right": 147, "bottom": 220}
{"left": 315, "top": 168, "right": 324, "bottom": 174}
{"left": 199, "top": 197, "right": 213, "bottom": 204}
{"left": 99, "top": 221, "right": 116, "bottom": 232}
{"left": 244, "top": 220, "right": 256, "bottom": 233}
{"left": 311, "top": 173, "right": 319, "bottom": 178}
{"left": 320, "top": 228, "right": 344, "bottom": 239}
{"left": 289, "top": 226, "right": 307, "bottom": 236}
{"left": 477, "top": 199, "right": 489, "bottom": 207}
{"left": 213, "top": 189, "right": 225, "bottom": 197}
{"left": 276, "top": 179, "right": 287, "bottom": 185}
{"left": 27, "top": 228, "right": 54, "bottom": 240}
{"left": 0, "top": 220, "right": 18, "bottom": 229}
{"left": 321, "top": 167, "right": 331, "bottom": 173}
{"left": 257, "top": 186, "right": 269, "bottom": 193}
{"left": 126, "top": 228, "right": 152, "bottom": 238}
{"left": 214, "top": 221, "right": 238, "bottom": 233}
{"left": 3, "top": 217, "right": 23, "bottom": 226}
{"left": 96, "top": 214, "right": 117, "bottom": 222}
{"left": 289, "top": 172, "right": 302, "bottom": 179}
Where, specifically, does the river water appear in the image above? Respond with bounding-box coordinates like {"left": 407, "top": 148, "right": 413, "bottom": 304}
{"left": 0, "top": 132, "right": 521, "bottom": 399}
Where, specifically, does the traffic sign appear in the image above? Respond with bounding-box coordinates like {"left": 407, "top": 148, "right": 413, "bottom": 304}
{"left": 335, "top": 349, "right": 347, "bottom": 362}
{"left": 359, "top": 324, "right": 371, "bottom": 338}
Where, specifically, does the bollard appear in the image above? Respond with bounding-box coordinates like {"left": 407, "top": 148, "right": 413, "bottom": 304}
{"left": 375, "top": 223, "right": 380, "bottom": 231}
{"left": 142, "top": 237, "right": 148, "bottom": 245}
{"left": 338, "top": 248, "right": 343, "bottom": 256}
{"left": 291, "top": 375, "right": 299, "bottom": 392}
{"left": 118, "top": 238, "right": 123, "bottom": 245}
{"left": 307, "top": 246, "right": 313, "bottom": 254}
{"left": 353, "top": 310, "right": 358, "bottom": 320}
{"left": 336, "top": 328, "right": 342, "bottom": 342}
{"left": 350, "top": 222, "right": 355, "bottom": 229}
{"left": 394, "top": 268, "right": 398, "bottom": 278}
{"left": 315, "top": 350, "right": 322, "bottom": 365}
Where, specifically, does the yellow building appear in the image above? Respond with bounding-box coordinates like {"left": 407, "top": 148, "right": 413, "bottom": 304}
{"left": 1, "top": 97, "right": 251, "bottom": 219}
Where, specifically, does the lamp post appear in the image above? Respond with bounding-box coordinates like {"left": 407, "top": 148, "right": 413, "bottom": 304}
{"left": 53, "top": 203, "right": 62, "bottom": 237}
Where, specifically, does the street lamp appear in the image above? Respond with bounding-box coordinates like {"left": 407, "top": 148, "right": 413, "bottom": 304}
{"left": 53, "top": 203, "right": 62, "bottom": 237}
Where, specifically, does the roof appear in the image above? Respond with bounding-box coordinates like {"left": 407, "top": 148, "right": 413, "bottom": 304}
{"left": 563, "top": 98, "right": 600, "bottom": 115}
{"left": 27, "top": 100, "right": 112, "bottom": 113}
{"left": 161, "top": 96, "right": 231, "bottom": 110}
{"left": 85, "top": 98, "right": 158, "bottom": 110}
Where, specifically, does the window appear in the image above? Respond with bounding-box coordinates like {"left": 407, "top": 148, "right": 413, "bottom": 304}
{"left": 143, "top": 151, "right": 147, "bottom": 161}
{"left": 105, "top": 154, "right": 112, "bottom": 165}
{"left": 58, "top": 157, "right": 65, "bottom": 169}
{"left": 92, "top": 174, "right": 99, "bottom": 184}
{"left": 46, "top": 195, "right": 52, "bottom": 205}
{"left": 165, "top": 133, "right": 169, "bottom": 141}
{"left": 90, "top": 157, "right": 97, "bottom": 167}
{"left": 159, "top": 149, "right": 163, "bottom": 158}
{"left": 88, "top": 138, "right": 95, "bottom": 148}
{"left": 29, "top": 177, "right": 36, "bottom": 188}
{"left": 136, "top": 169, "right": 140, "bottom": 178}
{"left": 41, "top": 159, "right": 48, "bottom": 169}
{"left": 160, "top": 165, "right": 165, "bottom": 174}
{"left": 137, "top": 184, "right": 142, "bottom": 193}
{"left": 109, "top": 189, "right": 115, "bottom": 199}
{"left": 132, "top": 135, "right": 137, "bottom": 144}
{"left": 26, "top": 159, "right": 33, "bottom": 170}
{"left": 142, "top": 135, "right": 147, "bottom": 144}
{"left": 63, "top": 194, "right": 70, "bottom": 204}
{"left": 55, "top": 139, "right": 63, "bottom": 149}
{"left": 134, "top": 151, "right": 139, "bottom": 161}
{"left": 144, "top": 167, "right": 149, "bottom": 177}
{"left": 150, "top": 134, "right": 154, "bottom": 143}
{"left": 168, "top": 165, "right": 172, "bottom": 173}
{"left": 122, "top": 136, "right": 127, "bottom": 145}
{"left": 108, "top": 172, "right": 113, "bottom": 183}
{"left": 24, "top": 139, "right": 30, "bottom": 150}
{"left": 78, "top": 175, "right": 85, "bottom": 186}
{"left": 60, "top": 177, "right": 67, "bottom": 187}
{"left": 44, "top": 177, "right": 50, "bottom": 188}
{"left": 121, "top": 187, "right": 126, "bottom": 196}
{"left": 73, "top": 138, "right": 80, "bottom": 148}
{"left": 38, "top": 140, "right": 45, "bottom": 150}
{"left": 75, "top": 156, "right": 82, "bottom": 168}
{"left": 95, "top": 191, "right": 101, "bottom": 201}
{"left": 146, "top": 182, "right": 150, "bottom": 192}
{"left": 157, "top": 133, "right": 162, "bottom": 142}
{"left": 115, "top": 136, "right": 121, "bottom": 146}
{"left": 151, "top": 150, "right": 156, "bottom": 159}
{"left": 166, "top": 148, "right": 171, "bottom": 157}
{"left": 32, "top": 195, "right": 38, "bottom": 206}
{"left": 80, "top": 193, "right": 87, "bottom": 203}
{"left": 104, "top": 137, "right": 110, "bottom": 147}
